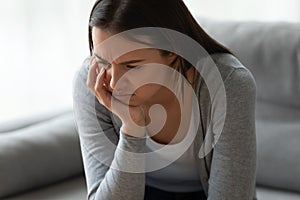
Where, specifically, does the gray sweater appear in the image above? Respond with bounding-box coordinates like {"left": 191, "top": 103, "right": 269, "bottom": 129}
{"left": 72, "top": 53, "right": 258, "bottom": 200}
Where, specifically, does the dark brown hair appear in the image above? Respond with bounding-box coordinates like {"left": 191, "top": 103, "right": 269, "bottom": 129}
{"left": 88, "top": 0, "right": 232, "bottom": 76}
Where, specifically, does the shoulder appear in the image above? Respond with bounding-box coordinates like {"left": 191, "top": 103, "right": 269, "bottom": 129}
{"left": 211, "top": 53, "right": 255, "bottom": 83}
{"left": 202, "top": 53, "right": 256, "bottom": 94}
{"left": 213, "top": 53, "right": 256, "bottom": 96}
{"left": 194, "top": 53, "right": 256, "bottom": 110}
{"left": 211, "top": 53, "right": 257, "bottom": 108}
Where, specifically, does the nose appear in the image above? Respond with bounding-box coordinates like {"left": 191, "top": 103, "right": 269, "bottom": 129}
{"left": 104, "top": 63, "right": 125, "bottom": 91}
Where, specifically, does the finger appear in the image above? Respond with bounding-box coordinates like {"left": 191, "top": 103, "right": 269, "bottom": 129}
{"left": 94, "top": 69, "right": 132, "bottom": 124}
{"left": 95, "top": 69, "right": 113, "bottom": 110}
{"left": 86, "top": 56, "right": 98, "bottom": 94}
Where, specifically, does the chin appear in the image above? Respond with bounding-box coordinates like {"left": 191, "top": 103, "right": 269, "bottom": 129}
{"left": 113, "top": 95, "right": 140, "bottom": 107}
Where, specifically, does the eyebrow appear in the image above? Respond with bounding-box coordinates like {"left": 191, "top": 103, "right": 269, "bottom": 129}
{"left": 93, "top": 53, "right": 145, "bottom": 65}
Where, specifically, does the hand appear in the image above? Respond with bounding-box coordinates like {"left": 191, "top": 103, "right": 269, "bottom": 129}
{"left": 86, "top": 56, "right": 146, "bottom": 137}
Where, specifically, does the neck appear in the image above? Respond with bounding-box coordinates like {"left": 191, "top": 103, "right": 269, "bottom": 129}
{"left": 145, "top": 82, "right": 194, "bottom": 144}
{"left": 186, "top": 66, "right": 195, "bottom": 86}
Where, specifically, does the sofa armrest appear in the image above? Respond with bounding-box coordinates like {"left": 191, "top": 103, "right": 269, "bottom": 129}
{"left": 0, "top": 112, "right": 83, "bottom": 198}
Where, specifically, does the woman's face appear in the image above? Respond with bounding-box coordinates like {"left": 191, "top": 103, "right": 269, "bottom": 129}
{"left": 92, "top": 27, "right": 178, "bottom": 107}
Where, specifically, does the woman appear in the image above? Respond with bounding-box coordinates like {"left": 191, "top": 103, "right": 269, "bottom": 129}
{"left": 73, "top": 0, "right": 257, "bottom": 199}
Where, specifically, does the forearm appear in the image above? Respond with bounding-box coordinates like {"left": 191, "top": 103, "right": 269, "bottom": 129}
{"left": 90, "top": 133, "right": 146, "bottom": 200}
{"left": 73, "top": 58, "right": 146, "bottom": 200}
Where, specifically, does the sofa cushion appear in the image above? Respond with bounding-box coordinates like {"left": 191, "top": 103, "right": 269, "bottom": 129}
{"left": 257, "top": 186, "right": 300, "bottom": 200}
{"left": 256, "top": 108, "right": 300, "bottom": 192}
{"left": 256, "top": 100, "right": 300, "bottom": 122}
{"left": 0, "top": 112, "right": 83, "bottom": 198}
{"left": 198, "top": 17, "right": 300, "bottom": 108}
{"left": 4, "top": 176, "right": 86, "bottom": 200}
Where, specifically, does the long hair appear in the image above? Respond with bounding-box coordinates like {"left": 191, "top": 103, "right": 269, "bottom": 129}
{"left": 88, "top": 0, "right": 232, "bottom": 79}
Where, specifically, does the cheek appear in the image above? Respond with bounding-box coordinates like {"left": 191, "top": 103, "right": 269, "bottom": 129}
{"left": 127, "top": 66, "right": 172, "bottom": 86}
{"left": 134, "top": 84, "right": 162, "bottom": 100}
{"left": 124, "top": 65, "right": 176, "bottom": 100}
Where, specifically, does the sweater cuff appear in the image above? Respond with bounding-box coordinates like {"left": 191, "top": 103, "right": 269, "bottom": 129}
{"left": 119, "top": 131, "right": 146, "bottom": 153}
{"left": 110, "top": 131, "right": 146, "bottom": 173}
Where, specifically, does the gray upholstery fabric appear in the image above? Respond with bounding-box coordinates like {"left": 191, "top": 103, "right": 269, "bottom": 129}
{"left": 3, "top": 176, "right": 87, "bottom": 200}
{"left": 256, "top": 116, "right": 300, "bottom": 192}
{"left": 256, "top": 101, "right": 300, "bottom": 191}
{"left": 198, "top": 17, "right": 300, "bottom": 108}
{"left": 0, "top": 109, "right": 71, "bottom": 133}
{"left": 256, "top": 101, "right": 300, "bottom": 122}
{"left": 0, "top": 112, "right": 83, "bottom": 198}
{"left": 256, "top": 117, "right": 300, "bottom": 192}
{"left": 256, "top": 186, "right": 300, "bottom": 200}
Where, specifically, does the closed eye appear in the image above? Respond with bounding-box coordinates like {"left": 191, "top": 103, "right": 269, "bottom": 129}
{"left": 126, "top": 65, "right": 141, "bottom": 69}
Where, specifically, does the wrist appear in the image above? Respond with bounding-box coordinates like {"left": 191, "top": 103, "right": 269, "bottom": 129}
{"left": 120, "top": 124, "right": 146, "bottom": 138}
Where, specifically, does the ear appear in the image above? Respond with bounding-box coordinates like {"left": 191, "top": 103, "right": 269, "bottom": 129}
{"left": 166, "top": 53, "right": 178, "bottom": 65}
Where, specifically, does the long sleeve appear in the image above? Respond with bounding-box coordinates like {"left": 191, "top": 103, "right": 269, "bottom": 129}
{"left": 207, "top": 67, "right": 257, "bottom": 199}
{"left": 72, "top": 58, "right": 146, "bottom": 200}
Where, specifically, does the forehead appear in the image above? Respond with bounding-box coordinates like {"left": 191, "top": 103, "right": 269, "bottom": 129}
{"left": 92, "top": 27, "right": 112, "bottom": 46}
{"left": 92, "top": 27, "right": 162, "bottom": 62}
